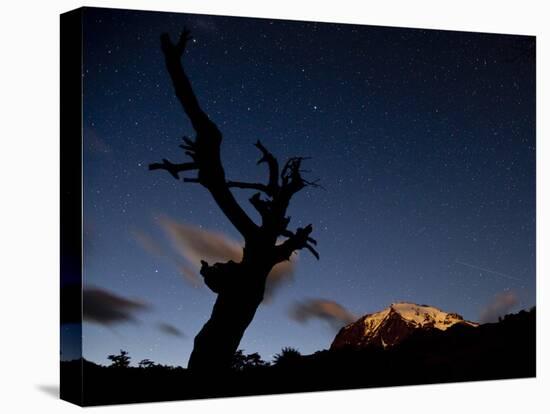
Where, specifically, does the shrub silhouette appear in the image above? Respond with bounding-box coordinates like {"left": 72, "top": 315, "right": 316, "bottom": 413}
{"left": 107, "top": 350, "right": 130, "bottom": 368}
{"left": 138, "top": 359, "right": 156, "bottom": 369}
{"left": 273, "top": 347, "right": 302, "bottom": 366}
{"left": 231, "top": 349, "right": 270, "bottom": 371}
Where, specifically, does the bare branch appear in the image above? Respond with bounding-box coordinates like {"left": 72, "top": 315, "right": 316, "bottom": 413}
{"left": 175, "top": 28, "right": 194, "bottom": 55}
{"left": 280, "top": 157, "right": 308, "bottom": 195}
{"left": 249, "top": 192, "right": 271, "bottom": 219}
{"left": 304, "top": 243, "right": 320, "bottom": 260}
{"left": 149, "top": 159, "right": 197, "bottom": 179}
{"left": 281, "top": 229, "right": 317, "bottom": 245}
{"left": 254, "top": 141, "right": 279, "bottom": 195}
{"left": 151, "top": 29, "right": 259, "bottom": 240}
{"left": 179, "top": 136, "right": 196, "bottom": 152}
{"left": 160, "top": 31, "right": 214, "bottom": 134}
{"left": 274, "top": 224, "right": 319, "bottom": 262}
{"left": 184, "top": 178, "right": 269, "bottom": 194}
{"left": 226, "top": 180, "right": 269, "bottom": 193}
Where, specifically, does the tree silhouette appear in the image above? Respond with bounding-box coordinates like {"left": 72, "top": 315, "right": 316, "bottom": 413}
{"left": 107, "top": 349, "right": 131, "bottom": 368}
{"left": 150, "top": 29, "right": 320, "bottom": 372}
{"left": 273, "top": 347, "right": 302, "bottom": 366}
{"left": 231, "top": 349, "right": 270, "bottom": 371}
{"left": 138, "top": 358, "right": 156, "bottom": 369}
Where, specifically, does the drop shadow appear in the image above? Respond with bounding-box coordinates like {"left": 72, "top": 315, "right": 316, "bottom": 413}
{"left": 36, "top": 384, "right": 59, "bottom": 399}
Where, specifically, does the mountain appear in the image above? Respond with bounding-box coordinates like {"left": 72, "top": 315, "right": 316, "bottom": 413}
{"left": 331, "top": 302, "right": 478, "bottom": 350}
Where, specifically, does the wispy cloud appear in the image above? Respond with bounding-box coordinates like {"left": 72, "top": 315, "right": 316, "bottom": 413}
{"left": 290, "top": 298, "right": 356, "bottom": 330}
{"left": 131, "top": 229, "right": 165, "bottom": 257}
{"left": 83, "top": 286, "right": 150, "bottom": 326}
{"left": 159, "top": 217, "right": 242, "bottom": 268}
{"left": 134, "top": 216, "right": 295, "bottom": 299}
{"left": 480, "top": 291, "right": 519, "bottom": 323}
{"left": 157, "top": 322, "right": 185, "bottom": 338}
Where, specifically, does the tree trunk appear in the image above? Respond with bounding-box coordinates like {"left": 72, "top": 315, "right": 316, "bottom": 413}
{"left": 187, "top": 262, "right": 269, "bottom": 371}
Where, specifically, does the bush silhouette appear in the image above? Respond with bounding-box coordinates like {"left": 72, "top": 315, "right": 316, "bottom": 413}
{"left": 107, "top": 350, "right": 131, "bottom": 368}
{"left": 273, "top": 347, "right": 302, "bottom": 366}
{"left": 138, "top": 359, "right": 156, "bottom": 369}
{"left": 231, "top": 349, "right": 270, "bottom": 371}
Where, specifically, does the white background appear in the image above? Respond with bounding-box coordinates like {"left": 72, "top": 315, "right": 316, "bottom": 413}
{"left": 0, "top": 0, "right": 548, "bottom": 412}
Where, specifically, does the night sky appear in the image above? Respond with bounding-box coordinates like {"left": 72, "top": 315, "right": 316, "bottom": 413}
{"left": 73, "top": 7, "right": 536, "bottom": 367}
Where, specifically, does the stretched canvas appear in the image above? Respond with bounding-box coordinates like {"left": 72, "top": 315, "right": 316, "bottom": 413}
{"left": 60, "top": 6, "right": 536, "bottom": 406}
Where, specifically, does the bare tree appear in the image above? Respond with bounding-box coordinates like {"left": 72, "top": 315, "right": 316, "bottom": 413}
{"left": 150, "top": 29, "right": 319, "bottom": 371}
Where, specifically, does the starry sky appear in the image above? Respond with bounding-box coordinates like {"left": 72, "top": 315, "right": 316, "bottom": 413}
{"left": 72, "top": 7, "right": 536, "bottom": 367}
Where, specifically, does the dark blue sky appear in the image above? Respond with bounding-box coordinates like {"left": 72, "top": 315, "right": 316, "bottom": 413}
{"left": 77, "top": 7, "right": 535, "bottom": 367}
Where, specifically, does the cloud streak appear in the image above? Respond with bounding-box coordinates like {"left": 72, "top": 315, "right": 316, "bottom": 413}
{"left": 159, "top": 217, "right": 242, "bottom": 268}
{"left": 82, "top": 286, "right": 188, "bottom": 339}
{"left": 157, "top": 322, "right": 185, "bottom": 337}
{"left": 290, "top": 298, "right": 356, "bottom": 330}
{"left": 480, "top": 291, "right": 519, "bottom": 323}
{"left": 131, "top": 229, "right": 165, "bottom": 257}
{"left": 83, "top": 286, "right": 150, "bottom": 326}
{"left": 134, "top": 216, "right": 295, "bottom": 299}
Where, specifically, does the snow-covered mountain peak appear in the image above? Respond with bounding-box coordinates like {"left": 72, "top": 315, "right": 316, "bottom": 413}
{"left": 386, "top": 302, "right": 475, "bottom": 331}
{"left": 331, "top": 302, "right": 478, "bottom": 350}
